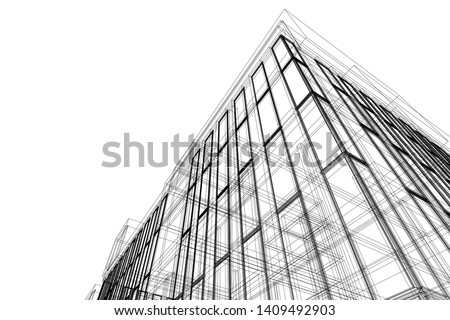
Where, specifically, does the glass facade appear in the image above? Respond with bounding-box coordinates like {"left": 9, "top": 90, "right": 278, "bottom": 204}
{"left": 95, "top": 15, "right": 450, "bottom": 300}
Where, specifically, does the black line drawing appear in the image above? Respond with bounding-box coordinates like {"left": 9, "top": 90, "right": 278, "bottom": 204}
{"left": 89, "top": 10, "right": 450, "bottom": 300}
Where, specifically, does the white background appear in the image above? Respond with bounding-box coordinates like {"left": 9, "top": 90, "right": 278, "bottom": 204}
{"left": 1, "top": 0, "right": 450, "bottom": 318}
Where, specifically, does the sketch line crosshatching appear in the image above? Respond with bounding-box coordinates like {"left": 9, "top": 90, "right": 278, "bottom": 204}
{"left": 87, "top": 10, "right": 450, "bottom": 300}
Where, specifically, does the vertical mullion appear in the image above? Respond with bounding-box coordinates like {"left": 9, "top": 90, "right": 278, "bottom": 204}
{"left": 140, "top": 195, "right": 169, "bottom": 297}
{"left": 132, "top": 218, "right": 152, "bottom": 296}
{"left": 201, "top": 131, "right": 214, "bottom": 299}
{"left": 248, "top": 64, "right": 274, "bottom": 299}
{"left": 189, "top": 135, "right": 212, "bottom": 298}
{"left": 181, "top": 150, "right": 202, "bottom": 298}
{"left": 135, "top": 207, "right": 158, "bottom": 297}
{"left": 171, "top": 150, "right": 198, "bottom": 299}
{"left": 274, "top": 39, "right": 333, "bottom": 299}
{"left": 233, "top": 88, "right": 249, "bottom": 300}
{"left": 257, "top": 61, "right": 296, "bottom": 299}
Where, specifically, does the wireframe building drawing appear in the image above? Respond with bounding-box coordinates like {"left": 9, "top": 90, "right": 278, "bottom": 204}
{"left": 91, "top": 11, "right": 450, "bottom": 300}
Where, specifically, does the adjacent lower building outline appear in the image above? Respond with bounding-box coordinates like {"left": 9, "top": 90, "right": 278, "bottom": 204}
{"left": 88, "top": 10, "right": 450, "bottom": 300}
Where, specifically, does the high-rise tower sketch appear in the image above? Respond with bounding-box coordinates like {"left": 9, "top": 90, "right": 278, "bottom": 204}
{"left": 91, "top": 11, "right": 450, "bottom": 300}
